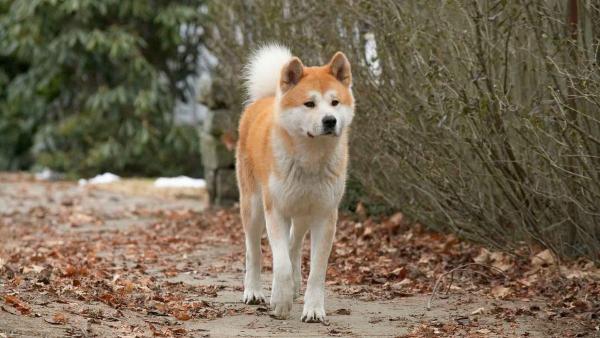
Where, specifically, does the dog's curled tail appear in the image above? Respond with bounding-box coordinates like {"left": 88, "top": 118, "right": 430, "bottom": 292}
{"left": 243, "top": 43, "right": 292, "bottom": 103}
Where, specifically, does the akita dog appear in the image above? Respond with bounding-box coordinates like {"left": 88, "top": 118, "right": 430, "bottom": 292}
{"left": 236, "top": 44, "right": 354, "bottom": 322}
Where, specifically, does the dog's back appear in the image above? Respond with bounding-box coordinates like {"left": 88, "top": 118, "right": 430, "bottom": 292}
{"left": 236, "top": 45, "right": 292, "bottom": 199}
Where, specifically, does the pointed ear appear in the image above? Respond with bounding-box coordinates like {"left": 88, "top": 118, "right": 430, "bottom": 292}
{"left": 280, "top": 57, "right": 304, "bottom": 93}
{"left": 328, "top": 52, "right": 352, "bottom": 86}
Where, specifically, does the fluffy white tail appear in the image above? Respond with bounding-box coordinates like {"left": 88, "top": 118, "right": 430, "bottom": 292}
{"left": 243, "top": 44, "right": 292, "bottom": 103}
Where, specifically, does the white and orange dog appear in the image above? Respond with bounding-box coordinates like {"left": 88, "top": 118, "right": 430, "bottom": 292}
{"left": 235, "top": 44, "right": 354, "bottom": 322}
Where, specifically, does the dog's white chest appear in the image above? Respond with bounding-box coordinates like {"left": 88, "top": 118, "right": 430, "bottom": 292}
{"left": 269, "top": 157, "right": 345, "bottom": 218}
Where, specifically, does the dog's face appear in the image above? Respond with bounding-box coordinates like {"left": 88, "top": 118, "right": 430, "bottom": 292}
{"left": 276, "top": 52, "right": 354, "bottom": 139}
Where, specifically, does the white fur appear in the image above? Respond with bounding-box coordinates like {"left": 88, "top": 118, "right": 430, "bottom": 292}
{"left": 277, "top": 90, "right": 354, "bottom": 139}
{"left": 244, "top": 44, "right": 292, "bottom": 103}
{"left": 265, "top": 129, "right": 347, "bottom": 322}
{"left": 269, "top": 135, "right": 347, "bottom": 217}
{"left": 242, "top": 126, "right": 349, "bottom": 321}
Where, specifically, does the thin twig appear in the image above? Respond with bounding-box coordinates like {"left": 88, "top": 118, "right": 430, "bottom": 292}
{"left": 426, "top": 263, "right": 510, "bottom": 311}
{"left": 445, "top": 270, "right": 455, "bottom": 295}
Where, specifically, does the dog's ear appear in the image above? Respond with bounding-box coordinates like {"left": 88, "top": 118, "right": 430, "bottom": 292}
{"left": 280, "top": 57, "right": 304, "bottom": 92}
{"left": 328, "top": 52, "right": 351, "bottom": 86}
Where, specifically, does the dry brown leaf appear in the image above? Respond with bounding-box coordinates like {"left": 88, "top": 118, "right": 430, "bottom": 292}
{"left": 334, "top": 308, "right": 351, "bottom": 315}
{"left": 68, "top": 212, "right": 95, "bottom": 226}
{"left": 4, "top": 295, "right": 31, "bottom": 315}
{"left": 362, "top": 226, "right": 373, "bottom": 238}
{"left": 45, "top": 313, "right": 68, "bottom": 325}
{"left": 490, "top": 252, "right": 513, "bottom": 272}
{"left": 388, "top": 212, "right": 404, "bottom": 227}
{"left": 418, "top": 253, "right": 436, "bottom": 265}
{"left": 490, "top": 285, "right": 511, "bottom": 299}
{"left": 531, "top": 249, "right": 555, "bottom": 267}
{"left": 391, "top": 267, "right": 407, "bottom": 279}
{"left": 471, "top": 307, "right": 485, "bottom": 315}
{"left": 121, "top": 280, "right": 134, "bottom": 294}
{"left": 518, "top": 274, "right": 538, "bottom": 287}
{"left": 22, "top": 265, "right": 44, "bottom": 274}
{"left": 172, "top": 310, "right": 191, "bottom": 321}
{"left": 62, "top": 265, "right": 78, "bottom": 277}
{"left": 355, "top": 202, "right": 367, "bottom": 220}
{"left": 473, "top": 248, "right": 490, "bottom": 264}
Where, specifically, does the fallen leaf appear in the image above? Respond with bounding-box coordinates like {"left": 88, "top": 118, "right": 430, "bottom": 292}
{"left": 355, "top": 202, "right": 367, "bottom": 220}
{"left": 22, "top": 265, "right": 44, "bottom": 274}
{"left": 4, "top": 295, "right": 31, "bottom": 315}
{"left": 473, "top": 248, "right": 490, "bottom": 264}
{"left": 334, "top": 308, "right": 351, "bottom": 315}
{"left": 531, "top": 249, "right": 555, "bottom": 267}
{"left": 471, "top": 307, "right": 485, "bottom": 315}
{"left": 490, "top": 252, "right": 513, "bottom": 272}
{"left": 491, "top": 285, "right": 512, "bottom": 299}
{"left": 389, "top": 212, "right": 404, "bottom": 226}
{"left": 390, "top": 267, "right": 407, "bottom": 279}
{"left": 68, "top": 212, "right": 95, "bottom": 226}
{"left": 418, "top": 253, "right": 436, "bottom": 264}
{"left": 455, "top": 316, "right": 470, "bottom": 325}
{"left": 172, "top": 310, "right": 191, "bottom": 321}
{"left": 45, "top": 313, "right": 68, "bottom": 325}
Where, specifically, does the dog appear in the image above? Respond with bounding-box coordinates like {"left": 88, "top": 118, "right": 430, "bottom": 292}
{"left": 235, "top": 44, "right": 354, "bottom": 322}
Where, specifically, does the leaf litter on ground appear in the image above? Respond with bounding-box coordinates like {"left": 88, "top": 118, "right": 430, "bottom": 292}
{"left": 0, "top": 173, "right": 598, "bottom": 337}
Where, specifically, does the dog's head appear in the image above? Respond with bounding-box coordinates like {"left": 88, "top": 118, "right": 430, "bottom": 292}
{"left": 276, "top": 52, "right": 354, "bottom": 139}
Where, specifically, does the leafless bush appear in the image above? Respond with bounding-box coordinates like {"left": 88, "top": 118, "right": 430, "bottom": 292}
{"left": 204, "top": 0, "right": 600, "bottom": 260}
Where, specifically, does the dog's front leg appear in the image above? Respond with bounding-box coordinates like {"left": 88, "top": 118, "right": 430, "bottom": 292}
{"left": 265, "top": 207, "right": 294, "bottom": 319}
{"left": 302, "top": 211, "right": 337, "bottom": 323}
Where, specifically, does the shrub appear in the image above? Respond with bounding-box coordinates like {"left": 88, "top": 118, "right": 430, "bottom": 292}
{"left": 0, "top": 0, "right": 204, "bottom": 176}
{"left": 204, "top": 0, "right": 600, "bottom": 259}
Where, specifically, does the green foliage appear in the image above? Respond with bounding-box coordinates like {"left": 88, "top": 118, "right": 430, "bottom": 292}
{"left": 205, "top": 0, "right": 600, "bottom": 259}
{"left": 0, "top": 0, "right": 204, "bottom": 176}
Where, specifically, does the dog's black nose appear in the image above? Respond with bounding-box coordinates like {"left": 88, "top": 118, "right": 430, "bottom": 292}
{"left": 322, "top": 115, "right": 337, "bottom": 131}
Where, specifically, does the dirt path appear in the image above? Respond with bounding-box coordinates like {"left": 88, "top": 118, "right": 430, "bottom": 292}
{"left": 0, "top": 174, "right": 596, "bottom": 337}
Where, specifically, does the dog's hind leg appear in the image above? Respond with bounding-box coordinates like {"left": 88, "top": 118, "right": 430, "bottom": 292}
{"left": 289, "top": 219, "right": 309, "bottom": 299}
{"left": 241, "top": 193, "right": 266, "bottom": 304}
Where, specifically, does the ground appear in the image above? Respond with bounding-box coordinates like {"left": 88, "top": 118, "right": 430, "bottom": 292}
{"left": 0, "top": 173, "right": 598, "bottom": 337}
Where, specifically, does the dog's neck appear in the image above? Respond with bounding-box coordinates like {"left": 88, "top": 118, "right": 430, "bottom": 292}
{"left": 273, "top": 125, "right": 347, "bottom": 175}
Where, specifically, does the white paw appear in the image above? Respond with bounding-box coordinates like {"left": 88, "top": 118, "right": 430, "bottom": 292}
{"left": 301, "top": 303, "right": 326, "bottom": 323}
{"left": 269, "top": 274, "right": 294, "bottom": 319}
{"left": 243, "top": 287, "right": 266, "bottom": 305}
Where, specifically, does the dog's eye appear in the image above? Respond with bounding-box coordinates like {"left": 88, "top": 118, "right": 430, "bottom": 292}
{"left": 331, "top": 100, "right": 339, "bottom": 106}
{"left": 304, "top": 101, "right": 315, "bottom": 108}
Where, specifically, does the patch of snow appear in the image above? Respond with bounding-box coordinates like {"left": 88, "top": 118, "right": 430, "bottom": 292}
{"left": 153, "top": 176, "right": 206, "bottom": 189}
{"left": 78, "top": 172, "right": 121, "bottom": 186}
